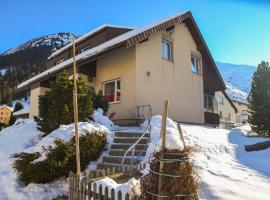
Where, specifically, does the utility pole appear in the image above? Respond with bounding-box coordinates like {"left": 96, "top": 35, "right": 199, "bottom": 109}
{"left": 72, "top": 37, "right": 81, "bottom": 176}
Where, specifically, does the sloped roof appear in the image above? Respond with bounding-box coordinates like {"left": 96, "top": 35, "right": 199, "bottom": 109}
{"left": 0, "top": 105, "right": 13, "bottom": 112}
{"left": 48, "top": 24, "right": 134, "bottom": 59}
{"left": 17, "top": 11, "right": 225, "bottom": 91}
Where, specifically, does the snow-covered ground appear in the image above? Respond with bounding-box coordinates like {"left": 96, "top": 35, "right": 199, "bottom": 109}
{"left": 0, "top": 119, "right": 68, "bottom": 200}
{"left": 182, "top": 124, "right": 270, "bottom": 200}
{"left": 0, "top": 116, "right": 269, "bottom": 200}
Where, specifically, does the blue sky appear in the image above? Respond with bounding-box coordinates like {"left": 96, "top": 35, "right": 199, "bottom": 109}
{"left": 1, "top": 0, "right": 270, "bottom": 66}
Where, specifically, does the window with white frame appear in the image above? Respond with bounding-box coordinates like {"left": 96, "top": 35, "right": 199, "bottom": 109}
{"left": 217, "top": 96, "right": 224, "bottom": 104}
{"left": 103, "top": 79, "right": 121, "bottom": 103}
{"left": 162, "top": 39, "right": 173, "bottom": 61}
{"left": 191, "top": 54, "right": 200, "bottom": 74}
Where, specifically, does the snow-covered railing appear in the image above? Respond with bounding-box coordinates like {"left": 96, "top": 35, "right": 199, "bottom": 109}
{"left": 121, "top": 105, "right": 152, "bottom": 168}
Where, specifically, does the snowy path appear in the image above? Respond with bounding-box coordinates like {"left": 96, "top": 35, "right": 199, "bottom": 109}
{"left": 182, "top": 124, "right": 270, "bottom": 200}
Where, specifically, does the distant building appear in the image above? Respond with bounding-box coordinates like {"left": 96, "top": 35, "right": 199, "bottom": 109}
{"left": 233, "top": 100, "right": 249, "bottom": 125}
{"left": 0, "top": 105, "right": 13, "bottom": 125}
{"left": 215, "top": 91, "right": 238, "bottom": 126}
{"left": 13, "top": 107, "right": 30, "bottom": 120}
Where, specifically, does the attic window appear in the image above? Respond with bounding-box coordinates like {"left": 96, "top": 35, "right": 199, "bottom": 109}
{"left": 78, "top": 46, "right": 91, "bottom": 54}
{"left": 56, "top": 59, "right": 64, "bottom": 65}
{"left": 166, "top": 25, "right": 175, "bottom": 32}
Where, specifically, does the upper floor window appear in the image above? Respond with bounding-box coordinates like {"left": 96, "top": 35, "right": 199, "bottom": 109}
{"left": 241, "top": 110, "right": 248, "bottom": 116}
{"left": 191, "top": 54, "right": 200, "bottom": 74}
{"left": 56, "top": 59, "right": 64, "bottom": 65}
{"left": 78, "top": 46, "right": 91, "bottom": 54}
{"left": 217, "top": 96, "right": 224, "bottom": 105}
{"left": 103, "top": 79, "right": 121, "bottom": 103}
{"left": 162, "top": 39, "right": 173, "bottom": 61}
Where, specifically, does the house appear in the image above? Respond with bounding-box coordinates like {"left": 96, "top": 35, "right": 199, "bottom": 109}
{"left": 13, "top": 107, "right": 30, "bottom": 120}
{"left": 17, "top": 11, "right": 231, "bottom": 125}
{"left": 215, "top": 91, "right": 238, "bottom": 126}
{"left": 233, "top": 100, "right": 249, "bottom": 125}
{"left": 0, "top": 105, "right": 13, "bottom": 125}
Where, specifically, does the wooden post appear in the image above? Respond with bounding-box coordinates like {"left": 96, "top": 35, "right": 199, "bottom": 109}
{"left": 177, "top": 123, "right": 186, "bottom": 148}
{"left": 158, "top": 100, "right": 169, "bottom": 200}
{"left": 160, "top": 100, "right": 169, "bottom": 149}
{"left": 72, "top": 37, "right": 81, "bottom": 176}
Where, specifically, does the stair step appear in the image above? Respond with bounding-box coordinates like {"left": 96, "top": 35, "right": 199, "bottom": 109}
{"left": 115, "top": 132, "right": 150, "bottom": 138}
{"left": 109, "top": 150, "right": 146, "bottom": 156}
{"left": 111, "top": 144, "right": 148, "bottom": 150}
{"left": 97, "top": 163, "right": 131, "bottom": 170}
{"left": 113, "top": 137, "right": 149, "bottom": 144}
{"left": 102, "top": 156, "right": 142, "bottom": 165}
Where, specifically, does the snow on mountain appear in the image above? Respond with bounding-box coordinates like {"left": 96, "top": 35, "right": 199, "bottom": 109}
{"left": 216, "top": 61, "right": 256, "bottom": 93}
{"left": 1, "top": 32, "right": 77, "bottom": 55}
{"left": 225, "top": 82, "right": 248, "bottom": 104}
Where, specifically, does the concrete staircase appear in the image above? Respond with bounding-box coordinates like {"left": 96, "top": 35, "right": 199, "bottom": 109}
{"left": 97, "top": 131, "right": 150, "bottom": 169}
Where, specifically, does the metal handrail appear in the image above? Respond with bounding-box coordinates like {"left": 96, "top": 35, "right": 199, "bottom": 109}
{"left": 121, "top": 105, "right": 152, "bottom": 168}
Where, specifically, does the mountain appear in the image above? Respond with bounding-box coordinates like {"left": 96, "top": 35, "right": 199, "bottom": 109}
{"left": 225, "top": 82, "right": 248, "bottom": 103}
{"left": 1, "top": 32, "right": 76, "bottom": 56}
{"left": 215, "top": 61, "right": 257, "bottom": 104}
{"left": 0, "top": 32, "right": 77, "bottom": 105}
{"left": 216, "top": 61, "right": 256, "bottom": 93}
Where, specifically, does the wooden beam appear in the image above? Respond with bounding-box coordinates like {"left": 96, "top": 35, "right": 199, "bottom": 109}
{"left": 72, "top": 38, "right": 81, "bottom": 176}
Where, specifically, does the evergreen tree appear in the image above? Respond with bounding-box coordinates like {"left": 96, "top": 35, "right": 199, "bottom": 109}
{"left": 248, "top": 61, "right": 270, "bottom": 136}
{"left": 37, "top": 71, "right": 94, "bottom": 134}
{"left": 14, "top": 101, "right": 23, "bottom": 112}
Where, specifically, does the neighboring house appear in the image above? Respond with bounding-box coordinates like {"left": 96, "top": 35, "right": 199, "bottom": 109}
{"left": 233, "top": 100, "right": 249, "bottom": 125}
{"left": 215, "top": 91, "right": 238, "bottom": 126}
{"left": 17, "top": 11, "right": 229, "bottom": 125}
{"left": 13, "top": 107, "right": 30, "bottom": 120}
{"left": 0, "top": 105, "right": 13, "bottom": 125}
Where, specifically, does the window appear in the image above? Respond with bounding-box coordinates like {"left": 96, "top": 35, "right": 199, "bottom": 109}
{"left": 78, "top": 46, "right": 91, "bottom": 54}
{"left": 217, "top": 96, "right": 224, "bottom": 104}
{"left": 103, "top": 79, "right": 121, "bottom": 103}
{"left": 162, "top": 39, "right": 172, "bottom": 61}
{"left": 191, "top": 54, "right": 200, "bottom": 74}
{"left": 241, "top": 110, "right": 248, "bottom": 116}
{"left": 204, "top": 94, "right": 218, "bottom": 113}
{"left": 56, "top": 59, "right": 64, "bottom": 65}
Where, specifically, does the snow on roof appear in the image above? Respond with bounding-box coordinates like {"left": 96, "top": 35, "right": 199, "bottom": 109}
{"left": 0, "top": 105, "right": 13, "bottom": 111}
{"left": 17, "top": 11, "right": 188, "bottom": 89}
{"left": 13, "top": 107, "right": 30, "bottom": 116}
{"left": 48, "top": 24, "right": 134, "bottom": 60}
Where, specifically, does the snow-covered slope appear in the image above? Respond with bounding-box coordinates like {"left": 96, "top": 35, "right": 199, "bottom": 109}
{"left": 225, "top": 82, "right": 248, "bottom": 103}
{"left": 216, "top": 61, "right": 256, "bottom": 93}
{"left": 182, "top": 124, "right": 270, "bottom": 200}
{"left": 1, "top": 33, "right": 76, "bottom": 55}
{"left": 0, "top": 117, "right": 270, "bottom": 199}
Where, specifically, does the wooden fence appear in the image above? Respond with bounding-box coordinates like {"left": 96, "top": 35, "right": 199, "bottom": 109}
{"left": 68, "top": 164, "right": 145, "bottom": 200}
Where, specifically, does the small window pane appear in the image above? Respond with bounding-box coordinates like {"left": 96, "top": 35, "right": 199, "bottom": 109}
{"left": 104, "top": 80, "right": 121, "bottom": 103}
{"left": 162, "top": 40, "right": 172, "bottom": 61}
{"left": 191, "top": 55, "right": 200, "bottom": 74}
{"left": 104, "top": 81, "right": 115, "bottom": 102}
